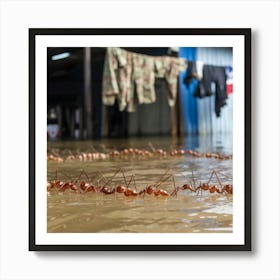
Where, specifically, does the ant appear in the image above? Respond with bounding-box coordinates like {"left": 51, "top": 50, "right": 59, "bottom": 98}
{"left": 137, "top": 168, "right": 172, "bottom": 197}
{"left": 47, "top": 169, "right": 79, "bottom": 193}
{"left": 170, "top": 170, "right": 233, "bottom": 197}
{"left": 170, "top": 170, "right": 197, "bottom": 197}
{"left": 195, "top": 170, "right": 233, "bottom": 195}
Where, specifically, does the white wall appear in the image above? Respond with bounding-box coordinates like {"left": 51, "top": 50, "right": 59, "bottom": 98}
{"left": 1, "top": 1, "right": 279, "bottom": 280}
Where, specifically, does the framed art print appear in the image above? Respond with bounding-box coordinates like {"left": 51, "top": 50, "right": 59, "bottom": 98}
{"left": 29, "top": 28, "right": 251, "bottom": 251}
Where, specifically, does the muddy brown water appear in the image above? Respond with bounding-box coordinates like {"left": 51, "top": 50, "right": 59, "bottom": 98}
{"left": 47, "top": 136, "right": 233, "bottom": 233}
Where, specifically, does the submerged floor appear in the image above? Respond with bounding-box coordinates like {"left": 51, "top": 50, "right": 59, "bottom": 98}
{"left": 47, "top": 135, "right": 233, "bottom": 233}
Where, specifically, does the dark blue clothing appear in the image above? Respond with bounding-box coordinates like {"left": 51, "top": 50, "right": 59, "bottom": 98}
{"left": 184, "top": 63, "right": 228, "bottom": 117}
{"left": 200, "top": 65, "right": 227, "bottom": 117}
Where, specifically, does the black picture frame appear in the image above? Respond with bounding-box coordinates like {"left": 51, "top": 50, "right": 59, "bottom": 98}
{"left": 29, "top": 28, "right": 251, "bottom": 251}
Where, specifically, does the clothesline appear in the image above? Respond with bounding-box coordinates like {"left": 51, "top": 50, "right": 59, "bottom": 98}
{"left": 101, "top": 47, "right": 233, "bottom": 118}
{"left": 102, "top": 47, "right": 187, "bottom": 112}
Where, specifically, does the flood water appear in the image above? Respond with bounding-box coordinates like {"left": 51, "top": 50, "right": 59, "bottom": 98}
{"left": 47, "top": 135, "right": 233, "bottom": 233}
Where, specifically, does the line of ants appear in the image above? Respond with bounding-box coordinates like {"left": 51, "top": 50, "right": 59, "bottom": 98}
{"left": 47, "top": 168, "right": 233, "bottom": 198}
{"left": 47, "top": 147, "right": 232, "bottom": 163}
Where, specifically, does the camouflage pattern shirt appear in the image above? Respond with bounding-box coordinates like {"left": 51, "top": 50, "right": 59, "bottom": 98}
{"left": 102, "top": 47, "right": 187, "bottom": 112}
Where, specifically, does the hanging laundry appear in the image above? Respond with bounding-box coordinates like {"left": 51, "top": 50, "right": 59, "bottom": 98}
{"left": 183, "top": 60, "right": 204, "bottom": 98}
{"left": 102, "top": 47, "right": 133, "bottom": 112}
{"left": 102, "top": 47, "right": 187, "bottom": 112}
{"left": 184, "top": 63, "right": 228, "bottom": 117}
{"left": 226, "top": 66, "right": 233, "bottom": 95}
{"left": 183, "top": 60, "right": 203, "bottom": 84}
{"left": 184, "top": 61, "right": 198, "bottom": 86}
{"left": 131, "top": 52, "right": 157, "bottom": 111}
{"left": 200, "top": 65, "right": 228, "bottom": 117}
{"left": 154, "top": 56, "right": 187, "bottom": 106}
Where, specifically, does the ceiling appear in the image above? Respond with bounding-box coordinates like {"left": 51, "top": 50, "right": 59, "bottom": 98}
{"left": 47, "top": 47, "right": 171, "bottom": 78}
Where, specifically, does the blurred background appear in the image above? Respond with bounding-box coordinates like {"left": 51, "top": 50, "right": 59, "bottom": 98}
{"left": 47, "top": 47, "right": 233, "bottom": 152}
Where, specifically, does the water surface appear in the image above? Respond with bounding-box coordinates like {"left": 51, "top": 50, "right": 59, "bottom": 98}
{"left": 47, "top": 136, "right": 233, "bottom": 233}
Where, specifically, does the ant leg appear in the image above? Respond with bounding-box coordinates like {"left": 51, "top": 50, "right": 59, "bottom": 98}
{"left": 207, "top": 170, "right": 218, "bottom": 185}
{"left": 142, "top": 186, "right": 147, "bottom": 198}
{"left": 154, "top": 168, "right": 174, "bottom": 191}
{"left": 170, "top": 175, "right": 175, "bottom": 196}
{"left": 154, "top": 173, "right": 173, "bottom": 189}
{"left": 213, "top": 170, "right": 223, "bottom": 189}
{"left": 154, "top": 168, "right": 171, "bottom": 188}
{"left": 95, "top": 170, "right": 109, "bottom": 185}
{"left": 74, "top": 169, "right": 88, "bottom": 182}
{"left": 215, "top": 170, "right": 233, "bottom": 196}
{"left": 171, "top": 187, "right": 180, "bottom": 197}
{"left": 180, "top": 172, "right": 195, "bottom": 190}
{"left": 188, "top": 170, "right": 200, "bottom": 194}
{"left": 121, "top": 169, "right": 134, "bottom": 189}
{"left": 124, "top": 168, "right": 138, "bottom": 191}
{"left": 121, "top": 168, "right": 129, "bottom": 186}
{"left": 132, "top": 174, "right": 137, "bottom": 191}
{"left": 127, "top": 174, "right": 134, "bottom": 188}
{"left": 191, "top": 170, "right": 197, "bottom": 190}
{"left": 82, "top": 169, "right": 90, "bottom": 182}
{"left": 148, "top": 142, "right": 156, "bottom": 153}
{"left": 170, "top": 175, "right": 180, "bottom": 197}
{"left": 100, "top": 167, "right": 123, "bottom": 188}
{"left": 172, "top": 174, "right": 176, "bottom": 194}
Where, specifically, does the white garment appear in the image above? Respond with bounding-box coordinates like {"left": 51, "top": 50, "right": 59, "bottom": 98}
{"left": 196, "top": 61, "right": 204, "bottom": 80}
